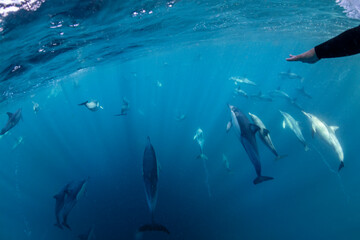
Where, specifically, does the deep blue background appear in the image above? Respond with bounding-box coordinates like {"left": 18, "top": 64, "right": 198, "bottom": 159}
{"left": 1, "top": 1, "right": 360, "bottom": 239}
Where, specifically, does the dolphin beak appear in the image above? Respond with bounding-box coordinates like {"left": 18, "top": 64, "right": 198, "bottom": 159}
{"left": 227, "top": 103, "right": 233, "bottom": 110}
{"left": 301, "top": 110, "right": 309, "bottom": 118}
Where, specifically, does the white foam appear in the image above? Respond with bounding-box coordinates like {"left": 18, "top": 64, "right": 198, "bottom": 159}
{"left": 336, "top": 0, "right": 360, "bottom": 20}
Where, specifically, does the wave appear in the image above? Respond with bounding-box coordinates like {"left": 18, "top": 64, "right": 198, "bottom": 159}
{"left": 336, "top": 0, "right": 360, "bottom": 20}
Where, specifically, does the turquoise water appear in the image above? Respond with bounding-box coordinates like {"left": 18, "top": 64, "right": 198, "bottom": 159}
{"left": 1, "top": 0, "right": 360, "bottom": 239}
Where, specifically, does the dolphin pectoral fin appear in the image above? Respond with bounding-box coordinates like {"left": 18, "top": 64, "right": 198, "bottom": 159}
{"left": 253, "top": 176, "right": 274, "bottom": 185}
{"left": 338, "top": 162, "right": 344, "bottom": 172}
{"left": 330, "top": 126, "right": 339, "bottom": 132}
{"left": 226, "top": 121, "right": 232, "bottom": 132}
{"left": 311, "top": 129, "right": 315, "bottom": 138}
{"left": 282, "top": 121, "right": 286, "bottom": 129}
{"left": 6, "top": 112, "right": 13, "bottom": 118}
{"left": 249, "top": 124, "right": 260, "bottom": 134}
{"left": 138, "top": 223, "right": 170, "bottom": 234}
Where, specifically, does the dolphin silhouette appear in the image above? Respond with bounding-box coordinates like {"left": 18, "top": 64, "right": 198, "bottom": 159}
{"left": 227, "top": 105, "right": 273, "bottom": 184}
{"left": 139, "top": 137, "right": 170, "bottom": 234}
{"left": 0, "top": 108, "right": 22, "bottom": 135}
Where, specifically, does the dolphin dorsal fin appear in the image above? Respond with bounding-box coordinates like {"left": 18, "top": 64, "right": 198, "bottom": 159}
{"left": 330, "top": 126, "right": 339, "bottom": 132}
{"left": 6, "top": 112, "right": 13, "bottom": 118}
{"left": 249, "top": 124, "right": 260, "bottom": 134}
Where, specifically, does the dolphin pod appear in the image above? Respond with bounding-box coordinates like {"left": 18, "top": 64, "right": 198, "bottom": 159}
{"left": 227, "top": 104, "right": 273, "bottom": 184}
{"left": 138, "top": 137, "right": 170, "bottom": 235}
{"left": 302, "top": 111, "right": 344, "bottom": 171}
{"left": 54, "top": 178, "right": 88, "bottom": 230}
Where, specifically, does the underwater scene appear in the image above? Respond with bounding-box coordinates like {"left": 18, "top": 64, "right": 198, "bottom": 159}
{"left": 1, "top": 0, "right": 360, "bottom": 239}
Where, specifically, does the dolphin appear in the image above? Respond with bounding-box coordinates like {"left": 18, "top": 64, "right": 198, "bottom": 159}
{"left": 279, "top": 69, "right": 304, "bottom": 82}
{"left": 53, "top": 184, "right": 69, "bottom": 229}
{"left": 222, "top": 154, "right": 231, "bottom": 173}
{"left": 302, "top": 111, "right": 344, "bottom": 171}
{"left": 269, "top": 89, "right": 303, "bottom": 111}
{"left": 248, "top": 113, "right": 286, "bottom": 160}
{"left": 12, "top": 136, "right": 23, "bottom": 150}
{"left": 61, "top": 178, "right": 88, "bottom": 230}
{"left": 234, "top": 87, "right": 249, "bottom": 98}
{"left": 227, "top": 104, "right": 273, "bottom": 184}
{"left": 296, "top": 86, "right": 312, "bottom": 99}
{"left": 175, "top": 113, "right": 186, "bottom": 121}
{"left": 32, "top": 101, "right": 40, "bottom": 113}
{"left": 279, "top": 110, "right": 309, "bottom": 151}
{"left": 114, "top": 97, "right": 130, "bottom": 116}
{"left": 0, "top": 108, "right": 22, "bottom": 135}
{"left": 78, "top": 226, "right": 95, "bottom": 240}
{"left": 249, "top": 91, "right": 272, "bottom": 102}
{"left": 193, "top": 128, "right": 208, "bottom": 160}
{"left": 78, "top": 100, "right": 103, "bottom": 112}
{"left": 229, "top": 76, "right": 256, "bottom": 86}
{"left": 139, "top": 137, "right": 170, "bottom": 234}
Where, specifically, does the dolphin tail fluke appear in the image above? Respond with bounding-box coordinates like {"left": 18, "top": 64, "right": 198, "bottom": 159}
{"left": 275, "top": 154, "right": 288, "bottom": 161}
{"left": 54, "top": 223, "right": 63, "bottom": 230}
{"left": 62, "top": 220, "right": 71, "bottom": 230}
{"left": 253, "top": 176, "right": 274, "bottom": 185}
{"left": 304, "top": 145, "right": 310, "bottom": 151}
{"left": 78, "top": 101, "right": 88, "bottom": 106}
{"left": 138, "top": 223, "right": 170, "bottom": 235}
{"left": 338, "top": 162, "right": 344, "bottom": 172}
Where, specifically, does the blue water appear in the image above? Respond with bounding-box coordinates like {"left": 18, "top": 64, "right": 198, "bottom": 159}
{"left": 1, "top": 0, "right": 360, "bottom": 239}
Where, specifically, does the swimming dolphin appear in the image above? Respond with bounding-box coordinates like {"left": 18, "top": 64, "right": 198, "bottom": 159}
{"left": 32, "top": 101, "right": 40, "bottom": 113}
{"left": 139, "top": 137, "right": 170, "bottom": 234}
{"left": 279, "top": 110, "right": 309, "bottom": 151}
{"left": 114, "top": 97, "right": 130, "bottom": 116}
{"left": 175, "top": 113, "right": 186, "bottom": 121}
{"left": 248, "top": 113, "right": 286, "bottom": 160}
{"left": 249, "top": 91, "right": 272, "bottom": 102}
{"left": 302, "top": 111, "right": 344, "bottom": 171}
{"left": 53, "top": 184, "right": 69, "bottom": 229}
{"left": 78, "top": 226, "right": 95, "bottom": 240}
{"left": 78, "top": 100, "right": 103, "bottom": 112}
{"left": 269, "top": 89, "right": 303, "bottom": 111}
{"left": 234, "top": 87, "right": 249, "bottom": 98}
{"left": 0, "top": 108, "right": 22, "bottom": 135}
{"left": 227, "top": 104, "right": 273, "bottom": 184}
{"left": 222, "top": 154, "right": 231, "bottom": 172}
{"left": 61, "top": 178, "right": 88, "bottom": 230}
{"left": 230, "top": 76, "right": 256, "bottom": 86}
{"left": 193, "top": 128, "right": 208, "bottom": 160}
{"left": 296, "top": 86, "right": 312, "bottom": 99}
{"left": 279, "top": 69, "right": 304, "bottom": 82}
{"left": 12, "top": 136, "right": 23, "bottom": 150}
